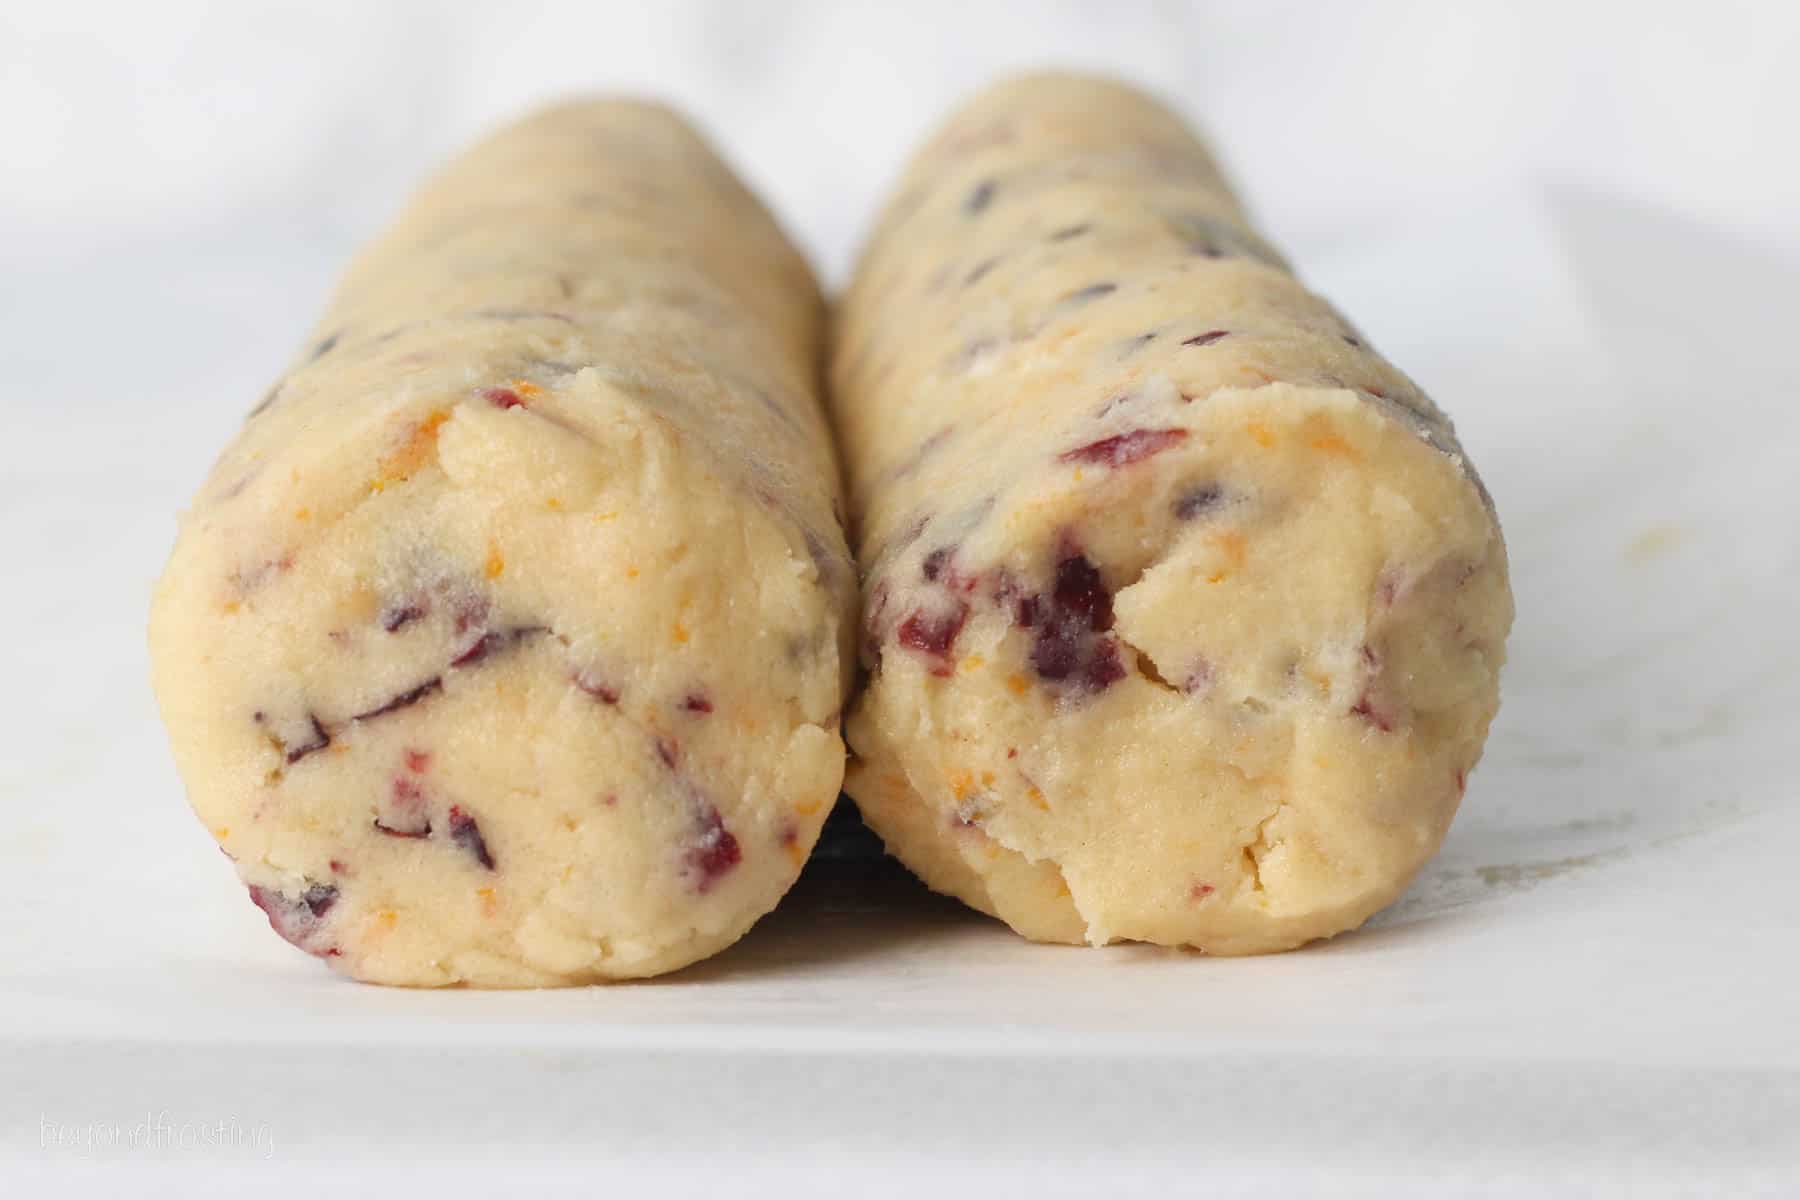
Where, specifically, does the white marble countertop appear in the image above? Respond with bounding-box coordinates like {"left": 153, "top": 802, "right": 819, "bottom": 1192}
{"left": 3, "top": 3, "right": 1798, "bottom": 1196}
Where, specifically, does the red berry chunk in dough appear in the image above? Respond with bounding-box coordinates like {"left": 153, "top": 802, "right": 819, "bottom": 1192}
{"left": 247, "top": 882, "right": 339, "bottom": 957}
{"left": 897, "top": 603, "right": 969, "bottom": 675}
{"left": 1173, "top": 483, "right": 1224, "bottom": 520}
{"left": 964, "top": 179, "right": 996, "bottom": 215}
{"left": 573, "top": 669, "right": 620, "bottom": 704}
{"left": 375, "top": 775, "right": 432, "bottom": 838}
{"left": 1058, "top": 427, "right": 1187, "bottom": 469}
{"left": 1026, "top": 550, "right": 1125, "bottom": 693}
{"left": 1083, "top": 638, "right": 1127, "bottom": 690}
{"left": 380, "top": 600, "right": 428, "bottom": 632}
{"left": 1053, "top": 553, "right": 1113, "bottom": 631}
{"left": 282, "top": 714, "right": 332, "bottom": 764}
{"left": 353, "top": 677, "right": 443, "bottom": 722}
{"left": 447, "top": 806, "right": 496, "bottom": 869}
{"left": 1350, "top": 693, "right": 1395, "bottom": 733}
{"left": 686, "top": 806, "right": 743, "bottom": 893}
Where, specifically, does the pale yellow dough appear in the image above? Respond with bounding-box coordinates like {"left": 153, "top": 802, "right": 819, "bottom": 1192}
{"left": 150, "top": 101, "right": 854, "bottom": 985}
{"left": 831, "top": 74, "right": 1513, "bottom": 954}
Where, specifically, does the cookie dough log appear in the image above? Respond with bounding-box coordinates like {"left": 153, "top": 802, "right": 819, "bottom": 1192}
{"left": 149, "top": 100, "right": 855, "bottom": 986}
{"left": 831, "top": 74, "right": 1513, "bottom": 955}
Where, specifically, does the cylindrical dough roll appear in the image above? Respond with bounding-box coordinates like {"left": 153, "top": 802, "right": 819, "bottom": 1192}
{"left": 831, "top": 75, "right": 1513, "bottom": 954}
{"left": 149, "top": 101, "right": 855, "bottom": 985}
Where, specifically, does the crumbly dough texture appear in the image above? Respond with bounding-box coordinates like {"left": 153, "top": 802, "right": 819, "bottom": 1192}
{"left": 831, "top": 74, "right": 1513, "bottom": 955}
{"left": 150, "top": 101, "right": 855, "bottom": 985}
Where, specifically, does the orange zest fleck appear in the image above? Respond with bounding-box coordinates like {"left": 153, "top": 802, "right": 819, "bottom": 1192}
{"left": 1206, "top": 530, "right": 1249, "bottom": 583}
{"left": 484, "top": 545, "right": 505, "bottom": 579}
{"left": 672, "top": 621, "right": 689, "bottom": 643}
{"left": 370, "top": 408, "right": 449, "bottom": 493}
{"left": 950, "top": 769, "right": 975, "bottom": 801}
{"left": 1309, "top": 433, "right": 1357, "bottom": 458}
{"left": 1246, "top": 421, "right": 1276, "bottom": 448}
{"left": 1005, "top": 673, "right": 1029, "bottom": 696}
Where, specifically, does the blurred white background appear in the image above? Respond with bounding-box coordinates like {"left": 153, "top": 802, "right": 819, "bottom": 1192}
{"left": 5, "top": 3, "right": 1799, "bottom": 1194}
{"left": 4, "top": 0, "right": 1798, "bottom": 277}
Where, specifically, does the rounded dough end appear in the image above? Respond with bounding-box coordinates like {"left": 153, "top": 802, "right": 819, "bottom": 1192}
{"left": 847, "top": 384, "right": 1511, "bottom": 955}
{"left": 151, "top": 380, "right": 846, "bottom": 986}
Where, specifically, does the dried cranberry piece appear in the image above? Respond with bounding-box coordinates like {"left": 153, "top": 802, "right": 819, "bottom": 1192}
{"left": 450, "top": 632, "right": 505, "bottom": 668}
{"left": 450, "top": 626, "right": 543, "bottom": 669}
{"left": 921, "top": 546, "right": 954, "bottom": 582}
{"left": 380, "top": 601, "right": 427, "bottom": 632}
{"left": 446, "top": 806, "right": 496, "bottom": 870}
{"left": 1350, "top": 694, "right": 1395, "bottom": 733}
{"left": 1030, "top": 625, "right": 1080, "bottom": 681}
{"left": 375, "top": 775, "right": 431, "bottom": 838}
{"left": 353, "top": 677, "right": 442, "bottom": 722}
{"left": 1059, "top": 428, "right": 1187, "bottom": 469}
{"left": 284, "top": 714, "right": 332, "bottom": 764}
{"left": 1052, "top": 554, "right": 1113, "bottom": 632}
{"left": 964, "top": 257, "right": 1000, "bottom": 286}
{"left": 897, "top": 603, "right": 969, "bottom": 674}
{"left": 1173, "top": 484, "right": 1224, "bottom": 520}
{"left": 1061, "top": 282, "right": 1117, "bottom": 306}
{"left": 1020, "top": 548, "right": 1126, "bottom": 694}
{"left": 686, "top": 805, "right": 743, "bottom": 893}
{"left": 573, "top": 670, "right": 620, "bottom": 704}
{"left": 964, "top": 179, "right": 996, "bottom": 215}
{"left": 246, "top": 882, "right": 339, "bottom": 957}
{"left": 1083, "top": 639, "right": 1127, "bottom": 690}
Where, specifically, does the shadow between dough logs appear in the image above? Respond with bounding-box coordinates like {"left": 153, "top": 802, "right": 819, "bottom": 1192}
{"left": 667, "top": 805, "right": 982, "bottom": 982}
